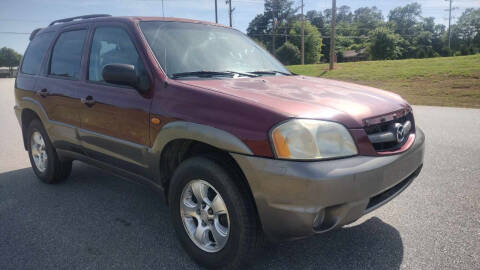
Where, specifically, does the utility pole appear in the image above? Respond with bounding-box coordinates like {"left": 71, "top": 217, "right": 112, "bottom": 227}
{"left": 161, "top": 0, "right": 165, "bottom": 17}
{"left": 215, "top": 0, "right": 218, "bottom": 23}
{"left": 301, "top": 0, "right": 305, "bottom": 65}
{"left": 329, "top": 0, "right": 336, "bottom": 70}
{"left": 229, "top": 0, "right": 232, "bottom": 27}
{"left": 447, "top": 0, "right": 452, "bottom": 52}
{"left": 226, "top": 0, "right": 234, "bottom": 27}
{"left": 272, "top": 18, "right": 277, "bottom": 54}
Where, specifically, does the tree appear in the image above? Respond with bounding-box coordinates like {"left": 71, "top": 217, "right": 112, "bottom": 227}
{"left": 275, "top": 41, "right": 301, "bottom": 65}
{"left": 337, "top": 5, "right": 353, "bottom": 24}
{"left": 252, "top": 38, "right": 267, "bottom": 50}
{"left": 264, "top": 0, "right": 297, "bottom": 24}
{"left": 323, "top": 8, "right": 333, "bottom": 24}
{"left": 388, "top": 3, "right": 422, "bottom": 36}
{"left": 421, "top": 17, "right": 435, "bottom": 33}
{"left": 247, "top": 14, "right": 270, "bottom": 48}
{"left": 368, "top": 27, "right": 404, "bottom": 60}
{"left": 432, "top": 23, "right": 446, "bottom": 55}
{"left": 387, "top": 3, "right": 424, "bottom": 58}
{"left": 414, "top": 31, "right": 435, "bottom": 58}
{"left": 453, "top": 8, "right": 480, "bottom": 52}
{"left": 289, "top": 21, "right": 323, "bottom": 64}
{"left": 247, "top": 0, "right": 298, "bottom": 53}
{"left": 247, "top": 1, "right": 471, "bottom": 62}
{"left": 306, "top": 10, "right": 327, "bottom": 35}
{"left": 305, "top": 10, "right": 330, "bottom": 62}
{"left": 0, "top": 47, "right": 22, "bottom": 76}
{"left": 323, "top": 5, "right": 352, "bottom": 24}
{"left": 353, "top": 7, "right": 384, "bottom": 36}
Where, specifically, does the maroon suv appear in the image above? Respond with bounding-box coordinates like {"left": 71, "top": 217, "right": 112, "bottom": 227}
{"left": 14, "top": 15, "right": 425, "bottom": 269}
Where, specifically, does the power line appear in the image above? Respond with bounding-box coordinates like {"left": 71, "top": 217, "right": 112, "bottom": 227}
{"left": 0, "top": 31, "right": 30, "bottom": 35}
{"left": 248, "top": 33, "right": 425, "bottom": 38}
{"left": 232, "top": 0, "right": 263, "bottom": 3}
{"left": 0, "top": 19, "right": 47, "bottom": 23}
{"left": 0, "top": 30, "right": 451, "bottom": 39}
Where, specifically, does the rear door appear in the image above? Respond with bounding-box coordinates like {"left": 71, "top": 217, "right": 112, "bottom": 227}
{"left": 32, "top": 26, "right": 89, "bottom": 151}
{"left": 16, "top": 30, "right": 55, "bottom": 110}
{"left": 77, "top": 22, "right": 152, "bottom": 175}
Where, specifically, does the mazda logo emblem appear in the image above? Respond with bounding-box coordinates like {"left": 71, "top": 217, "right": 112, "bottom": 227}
{"left": 394, "top": 120, "right": 411, "bottom": 143}
{"left": 394, "top": 123, "right": 405, "bottom": 143}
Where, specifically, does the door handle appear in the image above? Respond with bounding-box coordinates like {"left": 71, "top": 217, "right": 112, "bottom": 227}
{"left": 81, "top": 96, "right": 96, "bottom": 106}
{"left": 36, "top": 88, "right": 48, "bottom": 97}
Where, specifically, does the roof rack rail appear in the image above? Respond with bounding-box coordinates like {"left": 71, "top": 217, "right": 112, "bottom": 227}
{"left": 29, "top": 28, "right": 43, "bottom": 41}
{"left": 49, "top": 14, "right": 112, "bottom": 26}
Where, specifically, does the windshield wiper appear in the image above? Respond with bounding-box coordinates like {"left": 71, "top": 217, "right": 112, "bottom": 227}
{"left": 171, "top": 70, "right": 258, "bottom": 79}
{"left": 248, "top": 70, "right": 292, "bottom": 76}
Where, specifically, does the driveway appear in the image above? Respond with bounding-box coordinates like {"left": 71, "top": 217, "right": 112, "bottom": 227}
{"left": 1, "top": 78, "right": 479, "bottom": 269}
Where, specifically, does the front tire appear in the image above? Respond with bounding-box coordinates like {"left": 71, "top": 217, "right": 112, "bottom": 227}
{"left": 168, "top": 156, "right": 260, "bottom": 269}
{"left": 26, "top": 119, "right": 72, "bottom": 184}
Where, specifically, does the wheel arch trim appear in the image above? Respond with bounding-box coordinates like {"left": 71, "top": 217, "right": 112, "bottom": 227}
{"left": 148, "top": 121, "right": 254, "bottom": 183}
{"left": 150, "top": 121, "right": 253, "bottom": 156}
{"left": 16, "top": 97, "right": 51, "bottom": 149}
{"left": 18, "top": 97, "right": 49, "bottom": 124}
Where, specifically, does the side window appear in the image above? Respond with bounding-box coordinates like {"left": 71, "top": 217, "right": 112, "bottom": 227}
{"left": 21, "top": 32, "right": 55, "bottom": 75}
{"left": 88, "top": 27, "right": 148, "bottom": 87}
{"left": 49, "top": 30, "right": 87, "bottom": 79}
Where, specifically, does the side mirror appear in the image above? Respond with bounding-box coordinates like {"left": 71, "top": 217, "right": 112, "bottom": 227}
{"left": 102, "top": 63, "right": 140, "bottom": 90}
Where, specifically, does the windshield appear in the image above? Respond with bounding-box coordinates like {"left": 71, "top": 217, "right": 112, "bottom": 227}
{"left": 139, "top": 21, "right": 290, "bottom": 78}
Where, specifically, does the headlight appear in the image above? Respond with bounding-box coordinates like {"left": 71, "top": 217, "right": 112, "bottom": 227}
{"left": 270, "top": 119, "right": 358, "bottom": 160}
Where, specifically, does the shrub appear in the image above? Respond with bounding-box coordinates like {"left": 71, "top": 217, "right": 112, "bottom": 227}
{"left": 275, "top": 41, "right": 301, "bottom": 65}
{"left": 367, "top": 27, "right": 404, "bottom": 60}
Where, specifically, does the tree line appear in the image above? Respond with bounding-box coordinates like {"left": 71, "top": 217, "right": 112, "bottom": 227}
{"left": 247, "top": 0, "right": 480, "bottom": 65}
{"left": 0, "top": 47, "right": 22, "bottom": 77}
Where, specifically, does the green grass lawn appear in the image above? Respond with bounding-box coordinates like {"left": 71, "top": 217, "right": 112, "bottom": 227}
{"left": 287, "top": 54, "right": 480, "bottom": 108}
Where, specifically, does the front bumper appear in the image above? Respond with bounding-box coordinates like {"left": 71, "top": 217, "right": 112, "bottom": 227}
{"left": 232, "top": 128, "right": 425, "bottom": 241}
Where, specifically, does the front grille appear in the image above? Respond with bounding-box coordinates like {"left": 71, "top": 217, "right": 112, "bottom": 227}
{"left": 364, "top": 110, "right": 415, "bottom": 152}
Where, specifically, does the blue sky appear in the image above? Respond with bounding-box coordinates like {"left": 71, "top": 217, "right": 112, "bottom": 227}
{"left": 1, "top": 0, "right": 478, "bottom": 53}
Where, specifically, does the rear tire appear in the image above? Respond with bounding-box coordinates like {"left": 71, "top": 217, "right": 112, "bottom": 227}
{"left": 26, "top": 119, "right": 72, "bottom": 184}
{"left": 168, "top": 156, "right": 260, "bottom": 269}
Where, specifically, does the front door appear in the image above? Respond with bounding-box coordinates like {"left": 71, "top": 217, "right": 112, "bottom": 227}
{"left": 77, "top": 23, "right": 152, "bottom": 175}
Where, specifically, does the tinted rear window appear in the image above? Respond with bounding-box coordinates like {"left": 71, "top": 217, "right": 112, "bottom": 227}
{"left": 49, "top": 30, "right": 87, "bottom": 79}
{"left": 21, "top": 31, "right": 55, "bottom": 75}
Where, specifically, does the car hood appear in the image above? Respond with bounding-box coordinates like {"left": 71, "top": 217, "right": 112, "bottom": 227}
{"left": 179, "top": 75, "right": 410, "bottom": 128}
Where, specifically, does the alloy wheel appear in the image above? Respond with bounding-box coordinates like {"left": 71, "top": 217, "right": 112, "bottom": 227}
{"left": 180, "top": 179, "right": 230, "bottom": 253}
{"left": 30, "top": 131, "right": 48, "bottom": 173}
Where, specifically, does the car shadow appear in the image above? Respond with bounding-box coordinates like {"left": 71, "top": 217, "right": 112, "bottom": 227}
{"left": 0, "top": 162, "right": 403, "bottom": 270}
{"left": 252, "top": 218, "right": 403, "bottom": 270}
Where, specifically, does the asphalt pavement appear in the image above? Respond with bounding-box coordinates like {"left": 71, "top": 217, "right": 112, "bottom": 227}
{"left": 1, "top": 78, "right": 479, "bottom": 269}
